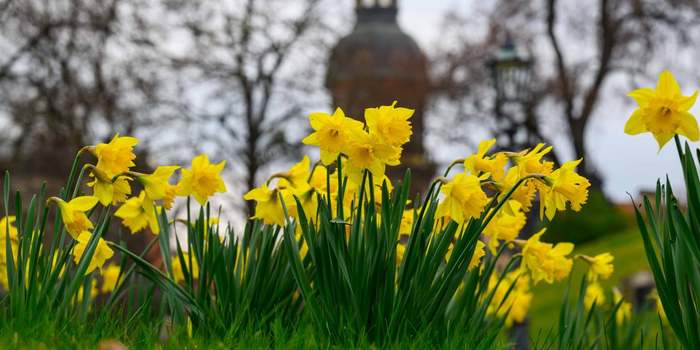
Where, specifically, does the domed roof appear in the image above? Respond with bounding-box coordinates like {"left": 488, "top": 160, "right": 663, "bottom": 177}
{"left": 326, "top": 5, "right": 428, "bottom": 87}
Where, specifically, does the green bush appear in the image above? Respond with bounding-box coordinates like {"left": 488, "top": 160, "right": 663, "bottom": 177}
{"left": 543, "top": 190, "right": 629, "bottom": 244}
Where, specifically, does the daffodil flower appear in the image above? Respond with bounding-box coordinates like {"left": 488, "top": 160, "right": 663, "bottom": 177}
{"left": 302, "top": 107, "right": 365, "bottom": 165}
{"left": 579, "top": 252, "right": 614, "bottom": 282}
{"left": 364, "top": 101, "right": 414, "bottom": 147}
{"left": 518, "top": 229, "right": 574, "bottom": 284}
{"left": 243, "top": 185, "right": 296, "bottom": 226}
{"left": 436, "top": 173, "right": 489, "bottom": 225}
{"left": 177, "top": 154, "right": 227, "bottom": 206}
{"left": 464, "top": 139, "right": 508, "bottom": 181}
{"left": 88, "top": 134, "right": 139, "bottom": 176}
{"left": 135, "top": 165, "right": 180, "bottom": 201}
{"left": 114, "top": 191, "right": 160, "bottom": 234}
{"left": 87, "top": 165, "right": 131, "bottom": 206}
{"left": 539, "top": 159, "right": 591, "bottom": 221}
{"left": 625, "top": 70, "right": 699, "bottom": 149}
{"left": 49, "top": 196, "right": 99, "bottom": 239}
{"left": 72, "top": 231, "right": 114, "bottom": 274}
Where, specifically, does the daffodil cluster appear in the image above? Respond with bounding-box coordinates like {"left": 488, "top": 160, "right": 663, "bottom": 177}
{"left": 47, "top": 134, "right": 227, "bottom": 278}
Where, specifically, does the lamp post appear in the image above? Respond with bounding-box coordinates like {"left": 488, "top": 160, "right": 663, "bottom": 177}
{"left": 487, "top": 35, "right": 534, "bottom": 151}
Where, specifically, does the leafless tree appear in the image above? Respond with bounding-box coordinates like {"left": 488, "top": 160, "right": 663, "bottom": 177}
{"left": 433, "top": 0, "right": 700, "bottom": 190}
{"left": 159, "top": 0, "right": 336, "bottom": 214}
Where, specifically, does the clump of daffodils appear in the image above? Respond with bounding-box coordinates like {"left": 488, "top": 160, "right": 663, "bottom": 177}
{"left": 240, "top": 101, "right": 596, "bottom": 328}
{"left": 45, "top": 134, "right": 227, "bottom": 279}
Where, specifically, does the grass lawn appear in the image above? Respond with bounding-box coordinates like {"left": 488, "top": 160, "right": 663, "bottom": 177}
{"left": 528, "top": 228, "right": 649, "bottom": 332}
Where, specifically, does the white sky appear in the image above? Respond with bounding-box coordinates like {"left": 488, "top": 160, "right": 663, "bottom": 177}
{"left": 394, "top": 0, "right": 696, "bottom": 203}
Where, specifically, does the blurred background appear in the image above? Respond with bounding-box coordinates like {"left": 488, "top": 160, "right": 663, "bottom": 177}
{"left": 2, "top": 0, "right": 700, "bottom": 329}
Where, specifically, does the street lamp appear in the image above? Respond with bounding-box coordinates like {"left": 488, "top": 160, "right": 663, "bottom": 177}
{"left": 487, "top": 34, "right": 534, "bottom": 151}
{"left": 488, "top": 35, "right": 533, "bottom": 104}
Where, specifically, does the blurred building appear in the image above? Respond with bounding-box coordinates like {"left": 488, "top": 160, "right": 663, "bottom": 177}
{"left": 326, "top": 0, "right": 434, "bottom": 192}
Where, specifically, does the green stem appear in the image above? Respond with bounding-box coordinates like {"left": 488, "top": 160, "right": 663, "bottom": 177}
{"left": 63, "top": 148, "right": 86, "bottom": 200}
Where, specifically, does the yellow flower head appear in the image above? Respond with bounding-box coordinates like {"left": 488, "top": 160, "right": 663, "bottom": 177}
{"left": 613, "top": 288, "right": 632, "bottom": 325}
{"left": 625, "top": 70, "right": 699, "bottom": 148}
{"left": 91, "top": 134, "right": 139, "bottom": 176}
{"left": 584, "top": 282, "right": 606, "bottom": 310}
{"left": 0, "top": 216, "right": 19, "bottom": 288}
{"left": 163, "top": 183, "right": 178, "bottom": 210}
{"left": 436, "top": 173, "right": 489, "bottom": 225}
{"left": 177, "top": 154, "right": 227, "bottom": 205}
{"left": 364, "top": 101, "right": 414, "bottom": 147}
{"left": 520, "top": 229, "right": 574, "bottom": 284}
{"left": 114, "top": 191, "right": 160, "bottom": 234}
{"left": 171, "top": 255, "right": 199, "bottom": 283}
{"left": 464, "top": 139, "right": 508, "bottom": 181}
{"left": 87, "top": 166, "right": 131, "bottom": 206}
{"left": 486, "top": 271, "right": 533, "bottom": 327}
{"left": 501, "top": 166, "right": 538, "bottom": 212}
{"left": 483, "top": 200, "right": 526, "bottom": 254}
{"left": 243, "top": 185, "right": 296, "bottom": 226}
{"left": 138, "top": 165, "right": 180, "bottom": 201}
{"left": 276, "top": 156, "right": 311, "bottom": 190}
{"left": 51, "top": 196, "right": 99, "bottom": 239}
{"left": 399, "top": 209, "right": 414, "bottom": 236}
{"left": 302, "top": 108, "right": 365, "bottom": 165}
{"left": 540, "top": 159, "right": 591, "bottom": 221}
{"left": 100, "top": 263, "right": 122, "bottom": 294}
{"left": 469, "top": 240, "right": 486, "bottom": 271}
{"left": 583, "top": 252, "right": 614, "bottom": 282}
{"left": 0, "top": 216, "right": 18, "bottom": 242}
{"left": 345, "top": 128, "right": 401, "bottom": 178}
{"left": 72, "top": 231, "right": 114, "bottom": 274}
{"left": 511, "top": 143, "right": 554, "bottom": 178}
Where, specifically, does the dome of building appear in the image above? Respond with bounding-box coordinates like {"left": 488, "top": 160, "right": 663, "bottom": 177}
{"left": 326, "top": 0, "right": 434, "bottom": 191}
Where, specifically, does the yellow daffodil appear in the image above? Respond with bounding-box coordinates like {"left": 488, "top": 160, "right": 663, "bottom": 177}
{"left": 399, "top": 209, "right": 414, "bottom": 237}
{"left": 436, "top": 173, "right": 489, "bottom": 225}
{"left": 100, "top": 263, "right": 122, "bottom": 294}
{"left": 177, "top": 154, "right": 227, "bottom": 205}
{"left": 163, "top": 183, "right": 178, "bottom": 210}
{"left": 540, "top": 159, "right": 591, "bottom": 221}
{"left": 0, "top": 216, "right": 18, "bottom": 242}
{"left": 345, "top": 128, "right": 401, "bottom": 178}
{"left": 464, "top": 139, "right": 508, "bottom": 181}
{"left": 584, "top": 282, "right": 606, "bottom": 309}
{"left": 613, "top": 288, "right": 632, "bottom": 325}
{"left": 519, "top": 229, "right": 574, "bottom": 284}
{"left": 137, "top": 165, "right": 180, "bottom": 201}
{"left": 500, "top": 166, "right": 537, "bottom": 212}
{"left": 276, "top": 156, "right": 311, "bottom": 190}
{"left": 302, "top": 107, "right": 364, "bottom": 165}
{"left": 171, "top": 255, "right": 199, "bottom": 283}
{"left": 72, "top": 231, "right": 114, "bottom": 274}
{"left": 483, "top": 200, "right": 526, "bottom": 253}
{"left": 87, "top": 166, "right": 131, "bottom": 206}
{"left": 511, "top": 143, "right": 554, "bottom": 178}
{"left": 364, "top": 101, "right": 413, "bottom": 147}
{"left": 243, "top": 186, "right": 295, "bottom": 226}
{"left": 486, "top": 271, "right": 533, "bottom": 327}
{"left": 0, "top": 216, "right": 19, "bottom": 289}
{"left": 581, "top": 252, "right": 614, "bottom": 282}
{"left": 114, "top": 191, "right": 160, "bottom": 234}
{"left": 90, "top": 134, "right": 139, "bottom": 176}
{"left": 625, "top": 70, "right": 699, "bottom": 148}
{"left": 469, "top": 240, "right": 486, "bottom": 271}
{"left": 50, "top": 196, "right": 99, "bottom": 239}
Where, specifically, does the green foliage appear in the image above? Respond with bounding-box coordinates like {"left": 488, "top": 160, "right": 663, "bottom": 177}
{"left": 545, "top": 190, "right": 629, "bottom": 244}
{"left": 0, "top": 165, "right": 139, "bottom": 327}
{"left": 634, "top": 137, "right": 700, "bottom": 349}
{"left": 114, "top": 199, "right": 301, "bottom": 336}
{"left": 282, "top": 160, "right": 521, "bottom": 346}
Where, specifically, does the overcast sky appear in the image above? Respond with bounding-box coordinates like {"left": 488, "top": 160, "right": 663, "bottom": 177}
{"left": 388, "top": 0, "right": 697, "bottom": 203}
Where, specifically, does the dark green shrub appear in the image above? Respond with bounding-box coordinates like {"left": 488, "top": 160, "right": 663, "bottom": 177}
{"left": 543, "top": 190, "right": 629, "bottom": 244}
